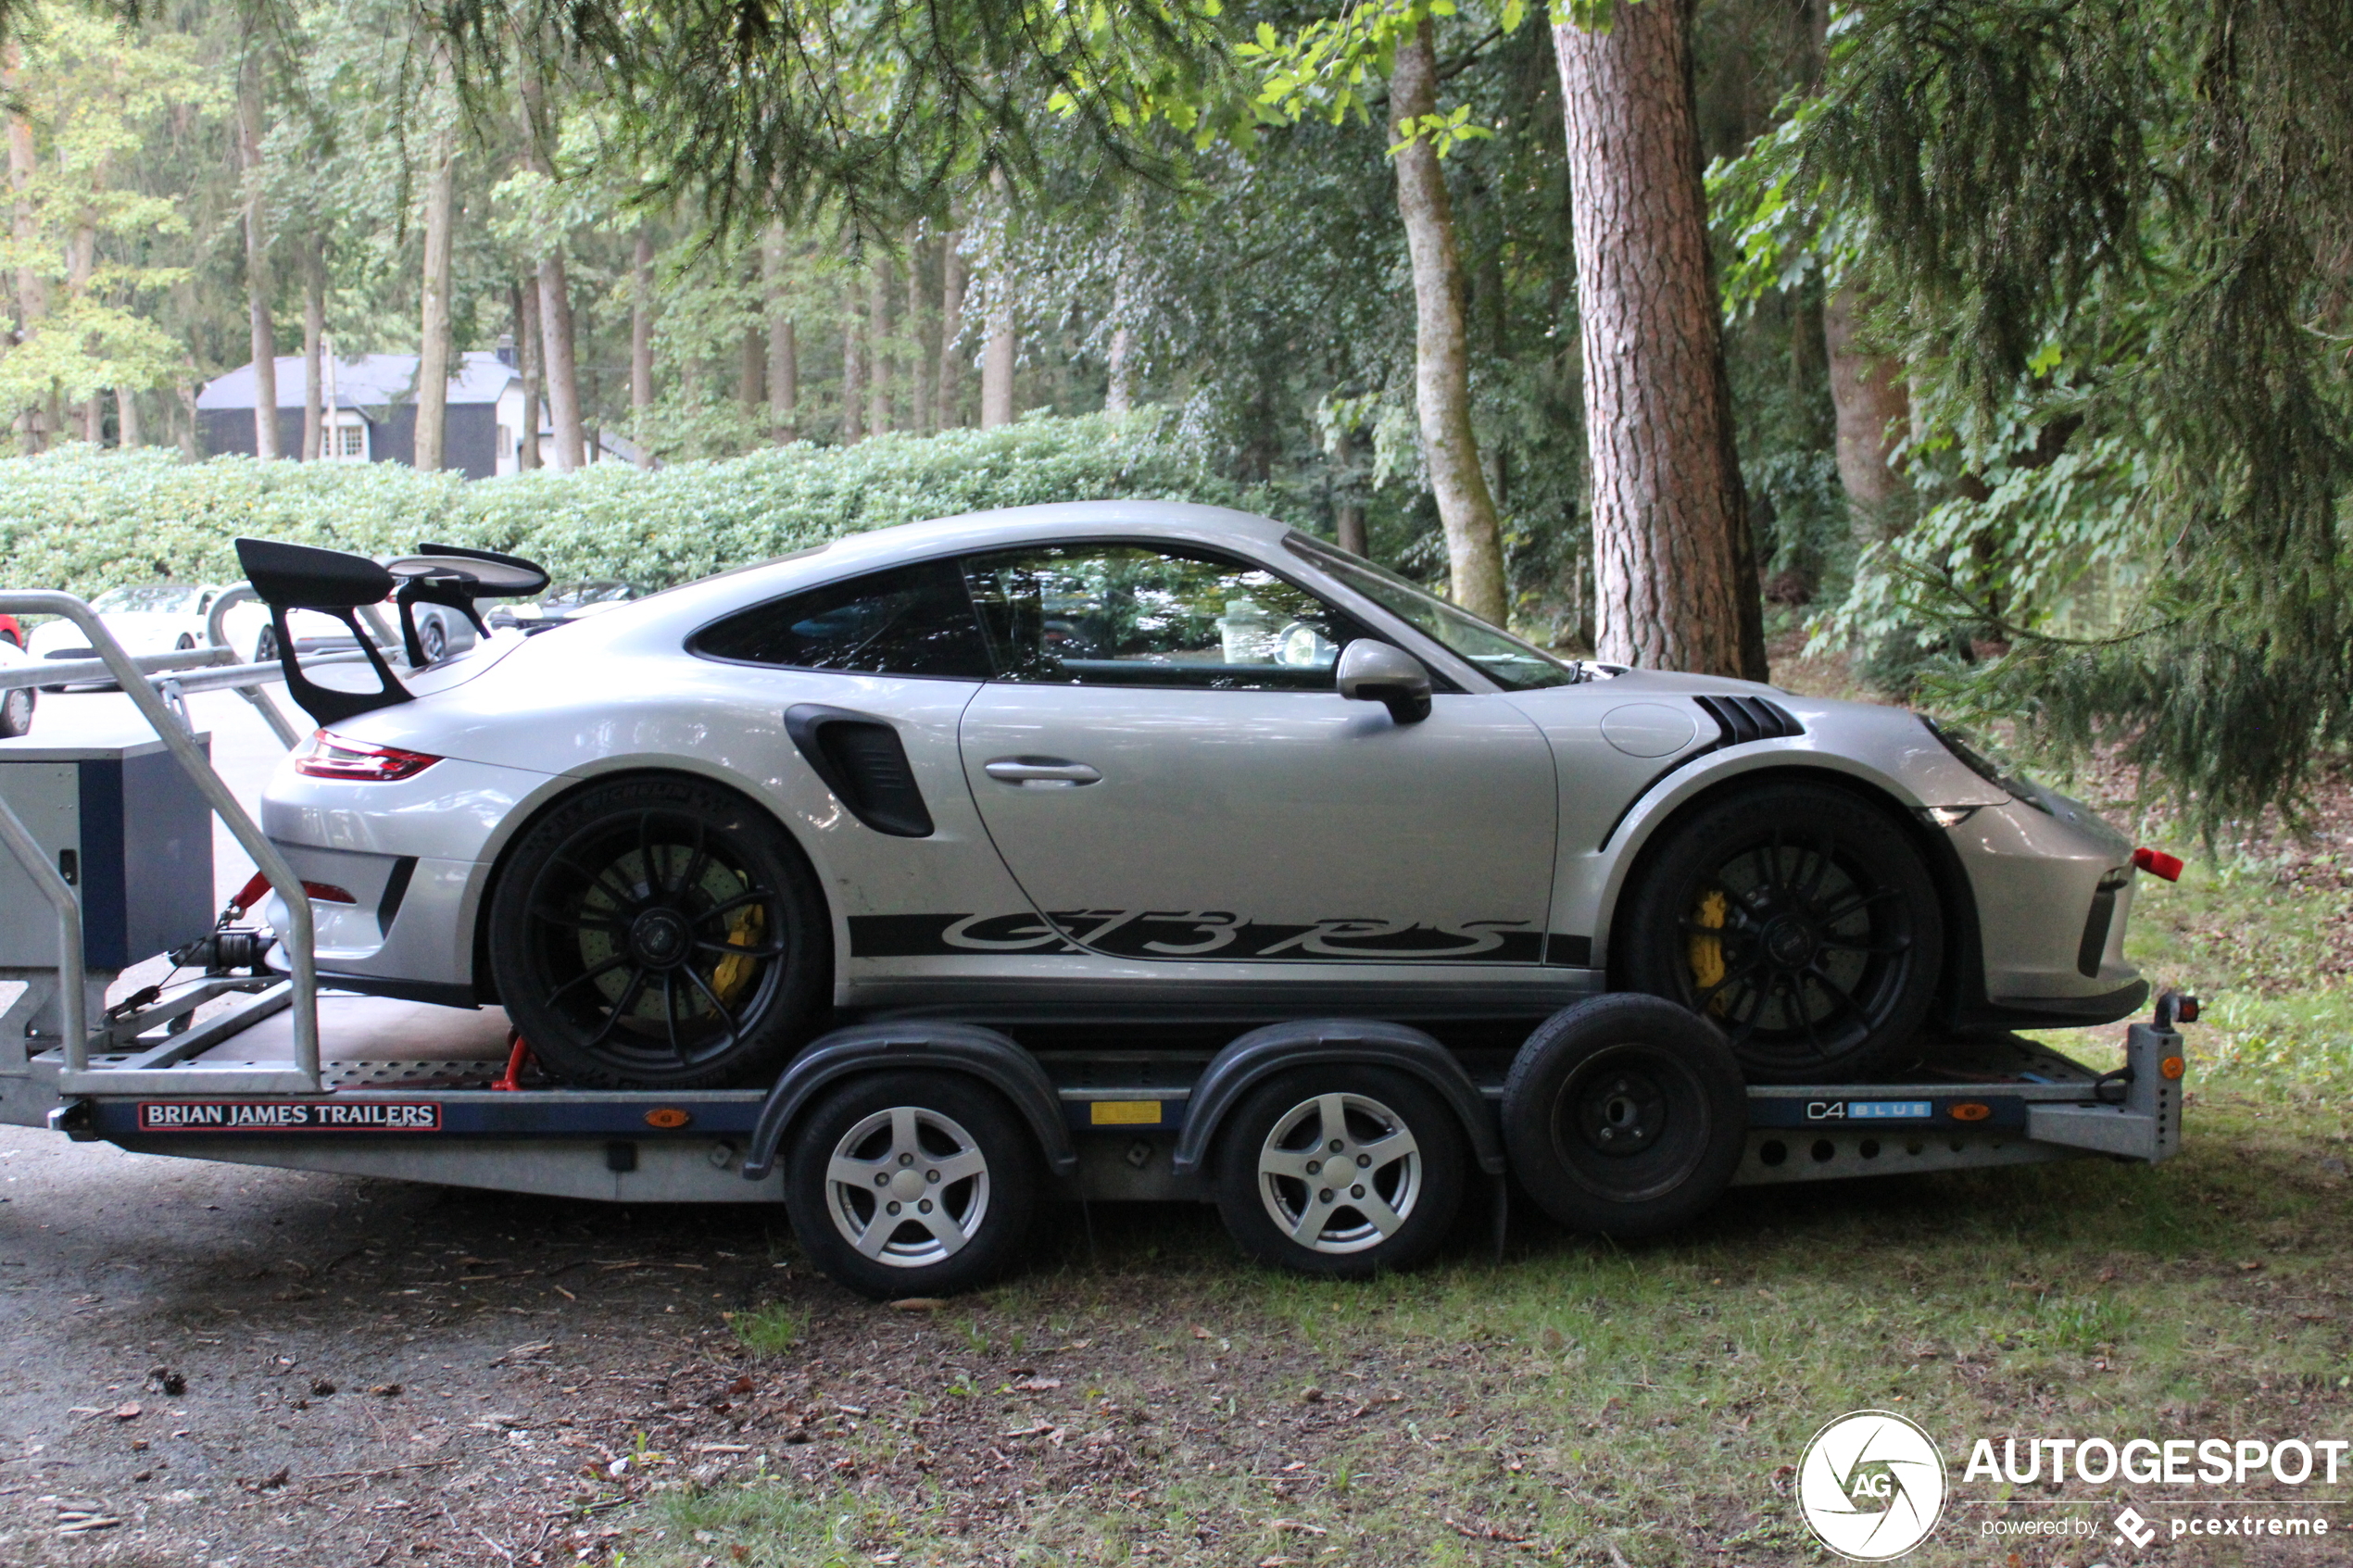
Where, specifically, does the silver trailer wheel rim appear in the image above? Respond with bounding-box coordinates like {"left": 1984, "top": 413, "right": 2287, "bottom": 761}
{"left": 824, "top": 1106, "right": 992, "bottom": 1268}
{"left": 1256, "top": 1092, "right": 1422, "bottom": 1254}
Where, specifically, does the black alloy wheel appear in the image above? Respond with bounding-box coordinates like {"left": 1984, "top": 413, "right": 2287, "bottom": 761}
{"left": 1620, "top": 783, "right": 1943, "bottom": 1082}
{"left": 488, "top": 775, "right": 828, "bottom": 1089}
{"left": 1502, "top": 994, "right": 1746, "bottom": 1236}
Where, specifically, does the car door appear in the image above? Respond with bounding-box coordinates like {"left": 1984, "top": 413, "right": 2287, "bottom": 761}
{"left": 955, "top": 540, "right": 1559, "bottom": 964}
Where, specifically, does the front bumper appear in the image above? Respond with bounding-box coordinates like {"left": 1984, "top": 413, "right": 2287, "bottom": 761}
{"left": 1940, "top": 794, "right": 2147, "bottom": 1023}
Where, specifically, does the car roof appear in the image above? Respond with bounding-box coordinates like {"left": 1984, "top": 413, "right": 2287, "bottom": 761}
{"left": 774, "top": 500, "right": 1293, "bottom": 579}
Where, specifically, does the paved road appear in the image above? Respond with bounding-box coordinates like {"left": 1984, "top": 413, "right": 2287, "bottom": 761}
{"left": 0, "top": 685, "right": 782, "bottom": 1565}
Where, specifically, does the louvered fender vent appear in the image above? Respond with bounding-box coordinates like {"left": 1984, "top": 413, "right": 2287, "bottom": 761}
{"left": 1694, "top": 695, "right": 1806, "bottom": 746}
{"left": 783, "top": 704, "right": 936, "bottom": 838}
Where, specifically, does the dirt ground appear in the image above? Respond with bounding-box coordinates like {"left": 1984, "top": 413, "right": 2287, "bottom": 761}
{"left": 0, "top": 1134, "right": 801, "bottom": 1567}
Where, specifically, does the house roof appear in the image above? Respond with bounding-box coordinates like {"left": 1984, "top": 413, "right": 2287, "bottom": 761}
{"left": 196, "top": 351, "right": 520, "bottom": 413}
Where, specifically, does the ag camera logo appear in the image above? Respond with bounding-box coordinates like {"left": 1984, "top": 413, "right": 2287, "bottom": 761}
{"left": 1797, "top": 1410, "right": 1947, "bottom": 1561}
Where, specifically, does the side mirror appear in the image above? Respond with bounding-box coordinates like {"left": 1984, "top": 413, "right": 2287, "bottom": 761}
{"left": 1337, "top": 639, "right": 1432, "bottom": 724}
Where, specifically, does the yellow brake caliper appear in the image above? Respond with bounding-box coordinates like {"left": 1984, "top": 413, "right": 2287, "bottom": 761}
{"left": 711, "top": 903, "right": 766, "bottom": 1004}
{"left": 1688, "top": 889, "right": 1728, "bottom": 1012}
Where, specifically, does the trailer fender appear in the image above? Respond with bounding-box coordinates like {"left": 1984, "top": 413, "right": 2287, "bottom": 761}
{"left": 1172, "top": 1019, "right": 1506, "bottom": 1177}
{"left": 742, "top": 1022, "right": 1076, "bottom": 1182}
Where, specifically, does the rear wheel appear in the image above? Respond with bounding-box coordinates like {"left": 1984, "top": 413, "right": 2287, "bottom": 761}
{"left": 0, "top": 684, "right": 32, "bottom": 738}
{"left": 1619, "top": 783, "right": 1942, "bottom": 1081}
{"left": 1213, "top": 1066, "right": 1466, "bottom": 1278}
{"left": 784, "top": 1072, "right": 1038, "bottom": 1298}
{"left": 487, "top": 774, "right": 828, "bottom": 1088}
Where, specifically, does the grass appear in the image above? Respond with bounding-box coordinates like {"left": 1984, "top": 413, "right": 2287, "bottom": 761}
{"left": 597, "top": 797, "right": 2353, "bottom": 1567}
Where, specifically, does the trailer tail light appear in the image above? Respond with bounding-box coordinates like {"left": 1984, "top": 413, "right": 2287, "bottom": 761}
{"left": 2132, "top": 847, "right": 2183, "bottom": 882}
{"left": 294, "top": 730, "right": 442, "bottom": 782}
{"left": 302, "top": 882, "right": 357, "bottom": 904}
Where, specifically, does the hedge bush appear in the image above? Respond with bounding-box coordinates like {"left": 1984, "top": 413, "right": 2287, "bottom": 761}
{"left": 0, "top": 411, "right": 1275, "bottom": 600}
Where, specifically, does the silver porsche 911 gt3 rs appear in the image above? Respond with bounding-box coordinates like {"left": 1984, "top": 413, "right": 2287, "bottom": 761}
{"left": 250, "top": 501, "right": 2149, "bottom": 1091}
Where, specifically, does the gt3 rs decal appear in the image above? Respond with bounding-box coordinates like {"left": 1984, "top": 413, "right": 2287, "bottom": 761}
{"left": 849, "top": 910, "right": 1554, "bottom": 963}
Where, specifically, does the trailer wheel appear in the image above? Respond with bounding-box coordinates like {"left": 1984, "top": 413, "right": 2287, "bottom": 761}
{"left": 1213, "top": 1066, "right": 1466, "bottom": 1278}
{"left": 784, "top": 1072, "right": 1038, "bottom": 1299}
{"left": 1502, "top": 995, "right": 1745, "bottom": 1237}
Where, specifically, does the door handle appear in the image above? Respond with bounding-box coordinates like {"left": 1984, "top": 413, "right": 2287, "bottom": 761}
{"left": 984, "top": 757, "right": 1103, "bottom": 787}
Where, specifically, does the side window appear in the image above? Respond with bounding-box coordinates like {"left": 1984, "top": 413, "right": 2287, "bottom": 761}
{"left": 961, "top": 544, "right": 1364, "bottom": 690}
{"left": 689, "top": 558, "right": 992, "bottom": 678}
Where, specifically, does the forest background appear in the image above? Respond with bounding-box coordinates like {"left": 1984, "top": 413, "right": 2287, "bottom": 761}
{"left": 2, "top": 0, "right": 2347, "bottom": 831}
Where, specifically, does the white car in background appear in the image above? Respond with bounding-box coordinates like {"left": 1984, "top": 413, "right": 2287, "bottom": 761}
{"left": 29, "top": 580, "right": 481, "bottom": 672}
{"left": 0, "top": 639, "right": 37, "bottom": 736}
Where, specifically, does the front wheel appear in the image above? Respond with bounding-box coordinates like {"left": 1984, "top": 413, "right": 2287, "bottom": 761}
{"left": 486, "top": 774, "right": 829, "bottom": 1088}
{"left": 784, "top": 1072, "right": 1038, "bottom": 1298}
{"left": 1617, "top": 783, "right": 1943, "bottom": 1081}
{"left": 1213, "top": 1066, "right": 1467, "bottom": 1278}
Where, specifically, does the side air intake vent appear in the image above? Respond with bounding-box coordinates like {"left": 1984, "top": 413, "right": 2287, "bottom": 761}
{"left": 1694, "top": 695, "right": 1806, "bottom": 746}
{"left": 784, "top": 704, "right": 936, "bottom": 838}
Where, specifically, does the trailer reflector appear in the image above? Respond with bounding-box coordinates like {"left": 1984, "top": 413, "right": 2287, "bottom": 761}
{"left": 1088, "top": 1100, "right": 1163, "bottom": 1126}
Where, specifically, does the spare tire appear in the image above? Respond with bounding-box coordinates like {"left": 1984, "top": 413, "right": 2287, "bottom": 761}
{"left": 1502, "top": 995, "right": 1745, "bottom": 1237}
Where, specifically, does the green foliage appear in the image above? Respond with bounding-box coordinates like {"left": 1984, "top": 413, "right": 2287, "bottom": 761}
{"left": 0, "top": 412, "right": 1268, "bottom": 598}
{"left": 1755, "top": 0, "right": 2353, "bottom": 830}
{"left": 729, "top": 1301, "right": 808, "bottom": 1355}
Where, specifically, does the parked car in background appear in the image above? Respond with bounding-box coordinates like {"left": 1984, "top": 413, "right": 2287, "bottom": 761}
{"left": 485, "top": 580, "right": 647, "bottom": 634}
{"left": 25, "top": 583, "right": 221, "bottom": 664}
{"left": 0, "top": 613, "right": 22, "bottom": 649}
{"left": 0, "top": 640, "right": 36, "bottom": 735}
{"left": 25, "top": 579, "right": 481, "bottom": 673}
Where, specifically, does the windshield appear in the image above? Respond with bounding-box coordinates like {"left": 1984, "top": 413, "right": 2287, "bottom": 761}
{"left": 1285, "top": 534, "right": 1583, "bottom": 690}
{"left": 91, "top": 584, "right": 203, "bottom": 615}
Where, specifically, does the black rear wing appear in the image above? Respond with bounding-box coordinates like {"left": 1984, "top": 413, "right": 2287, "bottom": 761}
{"left": 233, "top": 539, "right": 548, "bottom": 726}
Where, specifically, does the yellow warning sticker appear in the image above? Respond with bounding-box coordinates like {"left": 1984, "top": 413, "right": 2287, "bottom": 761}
{"left": 1088, "top": 1100, "right": 1163, "bottom": 1126}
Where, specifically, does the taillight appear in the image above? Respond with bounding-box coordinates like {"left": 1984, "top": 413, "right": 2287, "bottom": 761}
{"left": 293, "top": 730, "right": 442, "bottom": 782}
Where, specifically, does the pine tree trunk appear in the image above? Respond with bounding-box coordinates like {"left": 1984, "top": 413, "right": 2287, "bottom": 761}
{"left": 980, "top": 292, "right": 1015, "bottom": 428}
{"left": 1822, "top": 287, "right": 1910, "bottom": 530}
{"left": 867, "top": 252, "right": 893, "bottom": 436}
{"left": 630, "top": 225, "right": 655, "bottom": 413}
{"left": 301, "top": 239, "right": 324, "bottom": 459}
{"left": 841, "top": 275, "right": 866, "bottom": 445}
{"left": 1554, "top": 0, "right": 1767, "bottom": 678}
{"left": 739, "top": 328, "right": 763, "bottom": 411}
{"left": 909, "top": 228, "right": 937, "bottom": 434}
{"left": 762, "top": 223, "right": 797, "bottom": 443}
{"left": 1337, "top": 503, "right": 1367, "bottom": 558}
{"left": 535, "top": 254, "right": 582, "bottom": 470}
{"left": 5, "top": 44, "right": 45, "bottom": 450}
{"left": 1390, "top": 18, "right": 1509, "bottom": 626}
{"left": 514, "top": 280, "right": 542, "bottom": 470}
{"left": 414, "top": 114, "right": 455, "bottom": 472}
{"left": 937, "top": 234, "right": 967, "bottom": 427}
{"left": 238, "top": 55, "right": 279, "bottom": 460}
{"left": 70, "top": 220, "right": 98, "bottom": 442}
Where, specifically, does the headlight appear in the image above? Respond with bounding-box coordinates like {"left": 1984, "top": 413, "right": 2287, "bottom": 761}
{"left": 1922, "top": 717, "right": 2052, "bottom": 814}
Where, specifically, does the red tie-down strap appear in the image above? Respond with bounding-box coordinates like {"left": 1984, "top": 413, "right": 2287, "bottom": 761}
{"left": 224, "top": 871, "right": 273, "bottom": 920}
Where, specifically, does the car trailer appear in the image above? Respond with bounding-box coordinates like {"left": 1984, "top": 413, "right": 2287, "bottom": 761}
{"left": 0, "top": 585, "right": 2191, "bottom": 1298}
